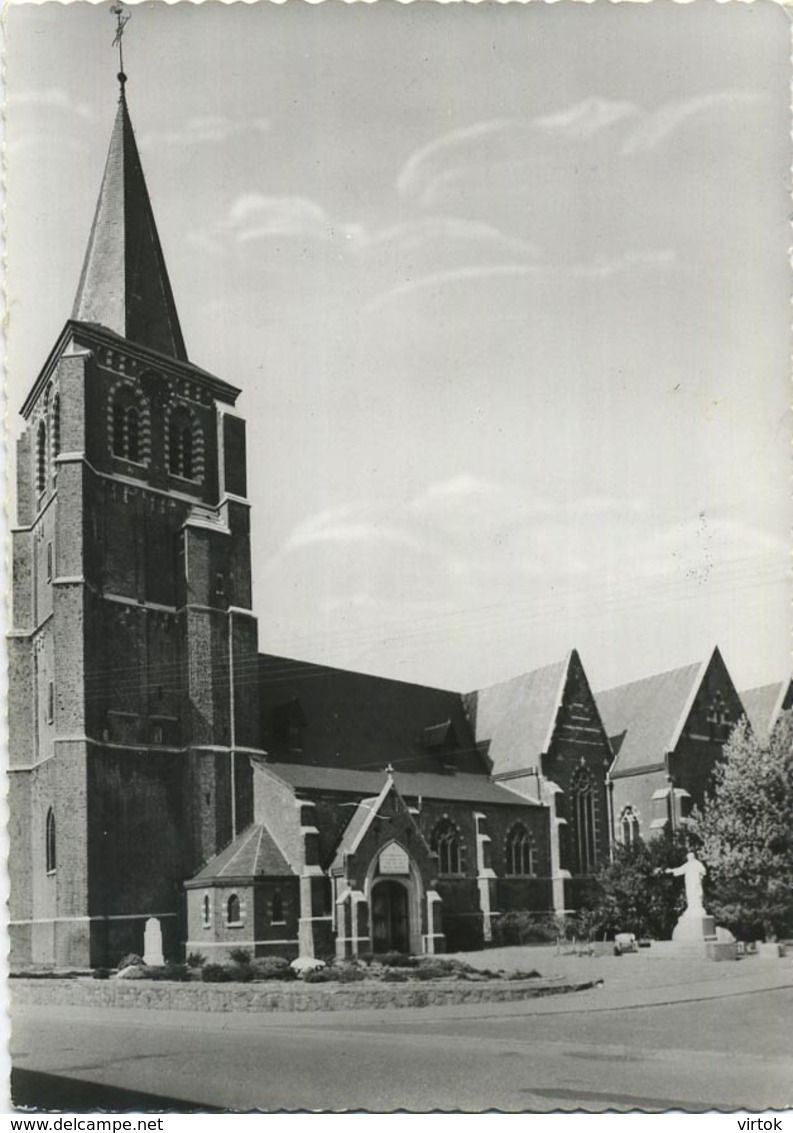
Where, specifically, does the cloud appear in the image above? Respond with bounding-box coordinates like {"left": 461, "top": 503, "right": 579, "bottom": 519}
{"left": 364, "top": 249, "right": 675, "bottom": 313}
{"left": 188, "top": 193, "right": 339, "bottom": 255}
{"left": 351, "top": 217, "right": 536, "bottom": 259}
{"left": 621, "top": 91, "right": 762, "bottom": 155}
{"left": 139, "top": 114, "right": 269, "bottom": 148}
{"left": 397, "top": 101, "right": 639, "bottom": 207}
{"left": 534, "top": 97, "right": 639, "bottom": 140}
{"left": 397, "top": 118, "right": 526, "bottom": 206}
{"left": 7, "top": 88, "right": 97, "bottom": 122}
{"left": 363, "top": 263, "right": 542, "bottom": 314}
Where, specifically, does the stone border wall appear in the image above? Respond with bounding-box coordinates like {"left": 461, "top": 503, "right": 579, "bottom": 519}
{"left": 11, "top": 976, "right": 594, "bottom": 1014}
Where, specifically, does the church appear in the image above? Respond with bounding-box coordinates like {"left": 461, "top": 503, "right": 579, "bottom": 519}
{"left": 7, "top": 72, "right": 771, "bottom": 970}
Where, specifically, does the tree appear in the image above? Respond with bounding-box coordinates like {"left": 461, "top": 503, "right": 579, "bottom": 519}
{"left": 588, "top": 832, "right": 688, "bottom": 940}
{"left": 688, "top": 712, "right": 793, "bottom": 942}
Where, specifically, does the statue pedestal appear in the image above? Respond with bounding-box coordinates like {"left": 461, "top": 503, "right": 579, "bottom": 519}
{"left": 672, "top": 913, "right": 715, "bottom": 943}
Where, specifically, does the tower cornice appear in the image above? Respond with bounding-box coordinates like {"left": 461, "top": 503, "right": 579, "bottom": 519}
{"left": 21, "top": 320, "right": 241, "bottom": 419}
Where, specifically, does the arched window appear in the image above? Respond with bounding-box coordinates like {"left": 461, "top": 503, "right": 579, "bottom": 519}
{"left": 431, "top": 819, "right": 463, "bottom": 876}
{"left": 168, "top": 408, "right": 202, "bottom": 481}
{"left": 620, "top": 805, "right": 640, "bottom": 846}
{"left": 227, "top": 893, "right": 241, "bottom": 925}
{"left": 110, "top": 387, "right": 147, "bottom": 463}
{"left": 36, "top": 421, "right": 48, "bottom": 494}
{"left": 506, "top": 824, "right": 536, "bottom": 876}
{"left": 271, "top": 890, "right": 284, "bottom": 924}
{"left": 52, "top": 395, "right": 61, "bottom": 460}
{"left": 46, "top": 809, "right": 56, "bottom": 874}
{"left": 571, "top": 766, "right": 598, "bottom": 875}
{"left": 202, "top": 894, "right": 211, "bottom": 927}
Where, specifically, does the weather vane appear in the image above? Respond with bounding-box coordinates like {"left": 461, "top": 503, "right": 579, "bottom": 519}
{"left": 111, "top": 3, "right": 131, "bottom": 86}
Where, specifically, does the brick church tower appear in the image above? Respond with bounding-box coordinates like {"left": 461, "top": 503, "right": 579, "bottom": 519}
{"left": 8, "top": 75, "right": 263, "bottom": 967}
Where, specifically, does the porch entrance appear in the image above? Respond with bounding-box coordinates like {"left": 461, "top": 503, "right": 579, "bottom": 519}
{"left": 371, "top": 879, "right": 410, "bottom": 954}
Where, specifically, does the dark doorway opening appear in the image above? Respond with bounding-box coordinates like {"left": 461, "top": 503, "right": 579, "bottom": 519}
{"left": 371, "top": 879, "right": 410, "bottom": 954}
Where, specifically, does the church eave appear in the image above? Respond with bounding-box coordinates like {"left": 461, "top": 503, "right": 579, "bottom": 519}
{"left": 21, "top": 318, "right": 241, "bottom": 419}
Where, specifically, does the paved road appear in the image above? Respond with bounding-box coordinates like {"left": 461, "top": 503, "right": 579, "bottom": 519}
{"left": 11, "top": 985, "right": 793, "bottom": 1112}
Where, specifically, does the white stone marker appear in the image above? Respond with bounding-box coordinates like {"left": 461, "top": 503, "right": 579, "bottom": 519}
{"left": 143, "top": 916, "right": 165, "bottom": 966}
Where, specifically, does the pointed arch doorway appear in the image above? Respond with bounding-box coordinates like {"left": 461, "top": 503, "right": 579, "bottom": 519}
{"left": 366, "top": 840, "right": 424, "bottom": 955}
{"left": 371, "top": 879, "right": 410, "bottom": 954}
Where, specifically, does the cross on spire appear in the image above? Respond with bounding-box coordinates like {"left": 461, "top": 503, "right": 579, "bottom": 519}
{"left": 111, "top": 3, "right": 131, "bottom": 93}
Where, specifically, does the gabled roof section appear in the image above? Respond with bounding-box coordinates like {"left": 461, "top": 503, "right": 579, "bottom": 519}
{"left": 254, "top": 759, "right": 541, "bottom": 807}
{"left": 463, "top": 654, "right": 571, "bottom": 778}
{"left": 72, "top": 91, "right": 187, "bottom": 360}
{"left": 597, "top": 652, "right": 721, "bottom": 777}
{"left": 188, "top": 823, "right": 294, "bottom": 885}
{"left": 740, "top": 679, "right": 793, "bottom": 744}
{"left": 258, "top": 653, "right": 484, "bottom": 774}
{"left": 331, "top": 780, "right": 393, "bottom": 871}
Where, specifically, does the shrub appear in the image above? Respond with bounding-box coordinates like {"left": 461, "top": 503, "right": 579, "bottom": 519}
{"left": 228, "top": 963, "right": 255, "bottom": 983}
{"left": 117, "top": 953, "right": 144, "bottom": 972}
{"left": 492, "top": 911, "right": 561, "bottom": 947}
{"left": 229, "top": 948, "right": 252, "bottom": 967}
{"left": 366, "top": 951, "right": 417, "bottom": 968}
{"left": 251, "top": 957, "right": 296, "bottom": 981}
{"left": 92, "top": 968, "right": 111, "bottom": 980}
{"left": 144, "top": 963, "right": 191, "bottom": 982}
{"left": 381, "top": 969, "right": 409, "bottom": 982}
{"left": 186, "top": 952, "right": 206, "bottom": 968}
{"left": 507, "top": 969, "right": 541, "bottom": 981}
{"left": 202, "top": 963, "right": 232, "bottom": 983}
{"left": 303, "top": 967, "right": 337, "bottom": 983}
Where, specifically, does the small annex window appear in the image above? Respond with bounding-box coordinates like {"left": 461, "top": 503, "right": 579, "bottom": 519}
{"left": 271, "top": 890, "right": 284, "bottom": 925}
{"left": 620, "top": 805, "right": 641, "bottom": 846}
{"left": 505, "top": 823, "right": 536, "bottom": 876}
{"left": 227, "top": 893, "right": 242, "bottom": 926}
{"left": 36, "top": 421, "right": 48, "bottom": 494}
{"left": 202, "top": 894, "right": 212, "bottom": 928}
{"left": 46, "top": 808, "right": 56, "bottom": 874}
{"left": 431, "top": 818, "right": 464, "bottom": 876}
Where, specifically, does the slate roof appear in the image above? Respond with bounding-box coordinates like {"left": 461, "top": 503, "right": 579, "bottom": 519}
{"left": 740, "top": 680, "right": 793, "bottom": 743}
{"left": 330, "top": 786, "right": 391, "bottom": 872}
{"left": 255, "top": 760, "right": 541, "bottom": 807}
{"left": 188, "top": 823, "right": 294, "bottom": 885}
{"left": 463, "top": 655, "right": 570, "bottom": 778}
{"left": 258, "top": 653, "right": 484, "bottom": 775}
{"left": 72, "top": 92, "right": 187, "bottom": 360}
{"left": 596, "top": 659, "right": 704, "bottom": 777}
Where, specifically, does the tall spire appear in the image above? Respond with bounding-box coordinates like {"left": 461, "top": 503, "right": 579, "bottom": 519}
{"left": 72, "top": 46, "right": 187, "bottom": 361}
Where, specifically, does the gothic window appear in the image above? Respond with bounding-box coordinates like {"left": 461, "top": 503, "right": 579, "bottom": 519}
{"left": 227, "top": 893, "right": 242, "bottom": 925}
{"left": 36, "top": 421, "right": 47, "bottom": 494}
{"left": 431, "top": 819, "right": 463, "bottom": 876}
{"left": 110, "top": 386, "right": 147, "bottom": 463}
{"left": 46, "top": 542, "right": 53, "bottom": 582}
{"left": 707, "top": 693, "right": 731, "bottom": 741}
{"left": 47, "top": 681, "right": 54, "bottom": 725}
{"left": 46, "top": 809, "right": 56, "bottom": 874}
{"left": 506, "top": 824, "right": 536, "bottom": 876}
{"left": 620, "top": 805, "right": 640, "bottom": 846}
{"left": 202, "top": 894, "right": 211, "bottom": 927}
{"left": 52, "top": 395, "right": 61, "bottom": 460}
{"left": 272, "top": 890, "right": 284, "bottom": 924}
{"left": 168, "top": 407, "right": 203, "bottom": 482}
{"left": 571, "top": 766, "right": 598, "bottom": 875}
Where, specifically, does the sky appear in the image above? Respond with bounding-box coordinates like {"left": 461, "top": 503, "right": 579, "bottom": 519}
{"left": 4, "top": 0, "right": 791, "bottom": 696}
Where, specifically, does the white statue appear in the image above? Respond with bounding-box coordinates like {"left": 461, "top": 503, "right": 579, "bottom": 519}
{"left": 665, "top": 851, "right": 706, "bottom": 916}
